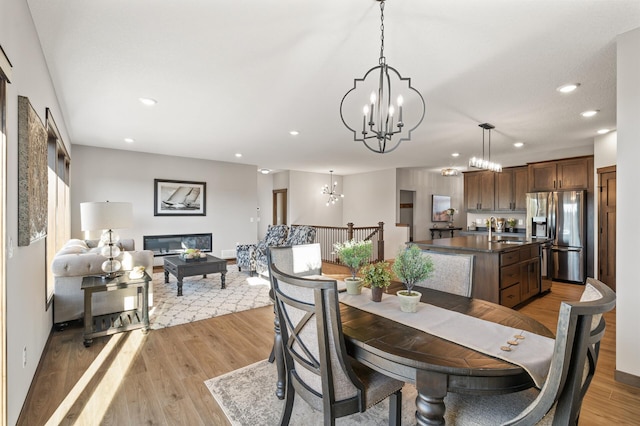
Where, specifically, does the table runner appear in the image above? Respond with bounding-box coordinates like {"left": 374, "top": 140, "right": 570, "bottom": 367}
{"left": 339, "top": 288, "right": 554, "bottom": 387}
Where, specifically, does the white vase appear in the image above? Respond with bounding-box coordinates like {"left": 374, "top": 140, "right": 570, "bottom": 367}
{"left": 397, "top": 290, "right": 422, "bottom": 313}
{"left": 345, "top": 277, "right": 363, "bottom": 295}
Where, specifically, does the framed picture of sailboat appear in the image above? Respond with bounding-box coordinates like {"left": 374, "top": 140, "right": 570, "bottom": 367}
{"left": 154, "top": 179, "right": 206, "bottom": 216}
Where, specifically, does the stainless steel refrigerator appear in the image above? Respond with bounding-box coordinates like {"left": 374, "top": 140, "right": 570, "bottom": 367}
{"left": 526, "top": 191, "right": 586, "bottom": 284}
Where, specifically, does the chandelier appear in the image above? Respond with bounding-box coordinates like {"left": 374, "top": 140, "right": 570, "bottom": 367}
{"left": 469, "top": 123, "right": 502, "bottom": 172}
{"left": 321, "top": 171, "right": 344, "bottom": 206}
{"left": 339, "top": 0, "right": 426, "bottom": 154}
{"left": 441, "top": 168, "right": 460, "bottom": 177}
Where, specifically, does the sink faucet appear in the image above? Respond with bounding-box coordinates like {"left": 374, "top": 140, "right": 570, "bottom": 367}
{"left": 488, "top": 216, "right": 496, "bottom": 241}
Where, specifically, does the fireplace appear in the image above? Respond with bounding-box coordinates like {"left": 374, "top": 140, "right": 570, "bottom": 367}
{"left": 143, "top": 233, "right": 212, "bottom": 257}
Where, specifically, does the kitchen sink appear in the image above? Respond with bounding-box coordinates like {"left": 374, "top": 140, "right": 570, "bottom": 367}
{"left": 491, "top": 239, "right": 526, "bottom": 245}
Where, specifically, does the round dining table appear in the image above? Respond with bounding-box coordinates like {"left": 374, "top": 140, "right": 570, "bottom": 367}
{"left": 339, "top": 282, "right": 554, "bottom": 425}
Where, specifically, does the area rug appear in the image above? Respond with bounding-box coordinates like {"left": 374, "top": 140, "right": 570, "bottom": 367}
{"left": 205, "top": 359, "right": 538, "bottom": 425}
{"left": 206, "top": 359, "right": 417, "bottom": 425}
{"left": 149, "top": 265, "right": 272, "bottom": 329}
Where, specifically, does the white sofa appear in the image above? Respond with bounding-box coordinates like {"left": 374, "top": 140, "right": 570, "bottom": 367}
{"left": 51, "top": 239, "right": 154, "bottom": 325}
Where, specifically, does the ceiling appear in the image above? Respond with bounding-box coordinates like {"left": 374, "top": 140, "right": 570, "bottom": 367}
{"left": 26, "top": 0, "right": 640, "bottom": 176}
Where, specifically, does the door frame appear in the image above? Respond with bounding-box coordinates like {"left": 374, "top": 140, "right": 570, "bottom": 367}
{"left": 272, "top": 188, "right": 287, "bottom": 225}
{"left": 597, "top": 165, "right": 616, "bottom": 290}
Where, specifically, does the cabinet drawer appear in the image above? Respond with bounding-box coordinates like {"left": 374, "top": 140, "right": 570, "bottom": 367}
{"left": 501, "top": 284, "right": 521, "bottom": 308}
{"left": 501, "top": 264, "right": 521, "bottom": 288}
{"left": 519, "top": 245, "right": 539, "bottom": 261}
{"left": 501, "top": 250, "right": 520, "bottom": 266}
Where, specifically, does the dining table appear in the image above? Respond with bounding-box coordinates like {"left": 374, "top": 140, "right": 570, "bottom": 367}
{"left": 339, "top": 282, "right": 554, "bottom": 426}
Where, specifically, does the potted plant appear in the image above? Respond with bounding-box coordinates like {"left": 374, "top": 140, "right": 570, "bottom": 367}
{"left": 446, "top": 208, "right": 456, "bottom": 227}
{"left": 360, "top": 261, "right": 392, "bottom": 302}
{"left": 392, "top": 244, "right": 434, "bottom": 312}
{"left": 507, "top": 217, "right": 517, "bottom": 233}
{"left": 333, "top": 239, "right": 372, "bottom": 295}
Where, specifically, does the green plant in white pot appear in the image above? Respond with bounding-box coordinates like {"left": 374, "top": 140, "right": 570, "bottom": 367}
{"left": 360, "top": 261, "right": 392, "bottom": 302}
{"left": 392, "top": 244, "right": 434, "bottom": 312}
{"left": 333, "top": 239, "right": 372, "bottom": 295}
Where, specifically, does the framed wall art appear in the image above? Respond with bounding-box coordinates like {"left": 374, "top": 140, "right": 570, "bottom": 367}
{"left": 154, "top": 179, "right": 206, "bottom": 216}
{"left": 17, "top": 96, "right": 48, "bottom": 246}
{"left": 431, "top": 194, "right": 451, "bottom": 222}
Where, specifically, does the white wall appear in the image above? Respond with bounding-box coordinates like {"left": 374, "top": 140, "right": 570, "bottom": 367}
{"left": 1, "top": 0, "right": 73, "bottom": 422}
{"left": 257, "top": 172, "right": 273, "bottom": 238}
{"left": 396, "top": 168, "right": 465, "bottom": 241}
{"left": 616, "top": 27, "right": 640, "bottom": 379}
{"left": 593, "top": 131, "right": 617, "bottom": 279}
{"left": 343, "top": 169, "right": 406, "bottom": 260}
{"left": 71, "top": 146, "right": 258, "bottom": 261}
{"left": 289, "top": 171, "right": 343, "bottom": 226}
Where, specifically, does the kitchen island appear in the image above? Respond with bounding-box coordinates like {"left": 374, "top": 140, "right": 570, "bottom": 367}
{"left": 413, "top": 235, "right": 543, "bottom": 307}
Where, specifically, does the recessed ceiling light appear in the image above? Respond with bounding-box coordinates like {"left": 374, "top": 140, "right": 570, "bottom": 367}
{"left": 259, "top": 169, "right": 271, "bottom": 174}
{"left": 451, "top": 152, "right": 460, "bottom": 157}
{"left": 289, "top": 130, "right": 299, "bottom": 136}
{"left": 513, "top": 142, "right": 524, "bottom": 148}
{"left": 235, "top": 153, "right": 242, "bottom": 158}
{"left": 124, "top": 138, "right": 135, "bottom": 143}
{"left": 138, "top": 97, "right": 157, "bottom": 106}
{"left": 581, "top": 110, "right": 599, "bottom": 118}
{"left": 597, "top": 129, "right": 610, "bottom": 135}
{"left": 557, "top": 83, "right": 580, "bottom": 93}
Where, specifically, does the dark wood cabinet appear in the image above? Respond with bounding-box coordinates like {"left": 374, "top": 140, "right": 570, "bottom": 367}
{"left": 464, "top": 171, "right": 495, "bottom": 211}
{"left": 499, "top": 245, "right": 540, "bottom": 308}
{"left": 495, "top": 166, "right": 528, "bottom": 212}
{"left": 528, "top": 157, "right": 590, "bottom": 192}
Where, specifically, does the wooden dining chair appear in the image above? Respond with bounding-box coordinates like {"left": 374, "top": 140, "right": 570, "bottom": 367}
{"left": 270, "top": 264, "right": 404, "bottom": 426}
{"left": 267, "top": 243, "right": 323, "bottom": 399}
{"left": 442, "top": 277, "right": 616, "bottom": 425}
{"left": 416, "top": 250, "right": 475, "bottom": 297}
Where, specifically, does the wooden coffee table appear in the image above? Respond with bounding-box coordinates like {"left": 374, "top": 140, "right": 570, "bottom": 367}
{"left": 164, "top": 255, "right": 227, "bottom": 296}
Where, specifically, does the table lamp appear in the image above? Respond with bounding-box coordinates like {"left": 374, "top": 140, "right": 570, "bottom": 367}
{"left": 80, "top": 201, "right": 133, "bottom": 278}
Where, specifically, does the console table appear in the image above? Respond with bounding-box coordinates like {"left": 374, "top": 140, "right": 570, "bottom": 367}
{"left": 429, "top": 226, "right": 463, "bottom": 239}
{"left": 81, "top": 271, "right": 150, "bottom": 347}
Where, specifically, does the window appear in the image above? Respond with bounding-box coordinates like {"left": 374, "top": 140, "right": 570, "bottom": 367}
{"left": 46, "top": 109, "right": 70, "bottom": 308}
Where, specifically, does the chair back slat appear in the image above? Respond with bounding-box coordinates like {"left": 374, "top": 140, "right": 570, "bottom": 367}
{"left": 506, "top": 278, "right": 616, "bottom": 426}
{"left": 269, "top": 264, "right": 363, "bottom": 414}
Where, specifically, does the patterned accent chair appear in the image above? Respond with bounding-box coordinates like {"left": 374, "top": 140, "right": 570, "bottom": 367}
{"left": 255, "top": 225, "right": 317, "bottom": 276}
{"left": 236, "top": 224, "right": 290, "bottom": 276}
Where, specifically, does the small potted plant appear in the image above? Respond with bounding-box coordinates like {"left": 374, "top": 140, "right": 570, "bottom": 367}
{"left": 392, "top": 244, "right": 434, "bottom": 312}
{"left": 507, "top": 218, "right": 517, "bottom": 233}
{"left": 446, "top": 208, "right": 456, "bottom": 227}
{"left": 333, "top": 239, "right": 372, "bottom": 295}
{"left": 360, "top": 261, "right": 392, "bottom": 302}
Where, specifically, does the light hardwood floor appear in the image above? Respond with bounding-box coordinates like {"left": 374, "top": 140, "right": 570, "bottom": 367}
{"left": 18, "top": 270, "right": 640, "bottom": 425}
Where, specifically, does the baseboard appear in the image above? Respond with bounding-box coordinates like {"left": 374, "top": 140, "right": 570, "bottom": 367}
{"left": 615, "top": 369, "right": 640, "bottom": 388}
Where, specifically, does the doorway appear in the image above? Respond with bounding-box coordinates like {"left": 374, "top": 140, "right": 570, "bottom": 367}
{"left": 272, "top": 189, "right": 287, "bottom": 225}
{"left": 597, "top": 166, "right": 616, "bottom": 290}
{"left": 399, "top": 190, "right": 415, "bottom": 242}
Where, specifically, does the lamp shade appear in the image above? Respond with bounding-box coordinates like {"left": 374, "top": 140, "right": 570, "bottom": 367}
{"left": 80, "top": 202, "right": 133, "bottom": 231}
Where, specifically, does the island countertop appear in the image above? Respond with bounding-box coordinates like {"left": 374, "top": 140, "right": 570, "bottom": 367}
{"left": 412, "top": 235, "right": 542, "bottom": 253}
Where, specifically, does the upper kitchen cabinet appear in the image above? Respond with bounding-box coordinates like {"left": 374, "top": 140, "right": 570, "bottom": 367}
{"left": 495, "top": 166, "right": 528, "bottom": 212}
{"left": 464, "top": 170, "right": 495, "bottom": 211}
{"left": 528, "top": 157, "right": 591, "bottom": 192}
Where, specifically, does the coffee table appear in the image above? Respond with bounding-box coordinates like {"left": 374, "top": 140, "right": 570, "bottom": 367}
{"left": 164, "top": 254, "right": 227, "bottom": 296}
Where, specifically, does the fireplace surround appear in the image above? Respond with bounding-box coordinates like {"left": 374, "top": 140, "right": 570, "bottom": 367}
{"left": 143, "top": 233, "right": 212, "bottom": 257}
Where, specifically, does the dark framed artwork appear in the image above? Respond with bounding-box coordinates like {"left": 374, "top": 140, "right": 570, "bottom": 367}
{"left": 17, "top": 96, "right": 48, "bottom": 246}
{"left": 154, "top": 179, "right": 206, "bottom": 216}
{"left": 431, "top": 195, "right": 451, "bottom": 222}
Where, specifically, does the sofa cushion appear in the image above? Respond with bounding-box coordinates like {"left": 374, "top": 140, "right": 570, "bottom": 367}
{"left": 55, "top": 239, "right": 89, "bottom": 256}
{"left": 264, "top": 224, "right": 289, "bottom": 247}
